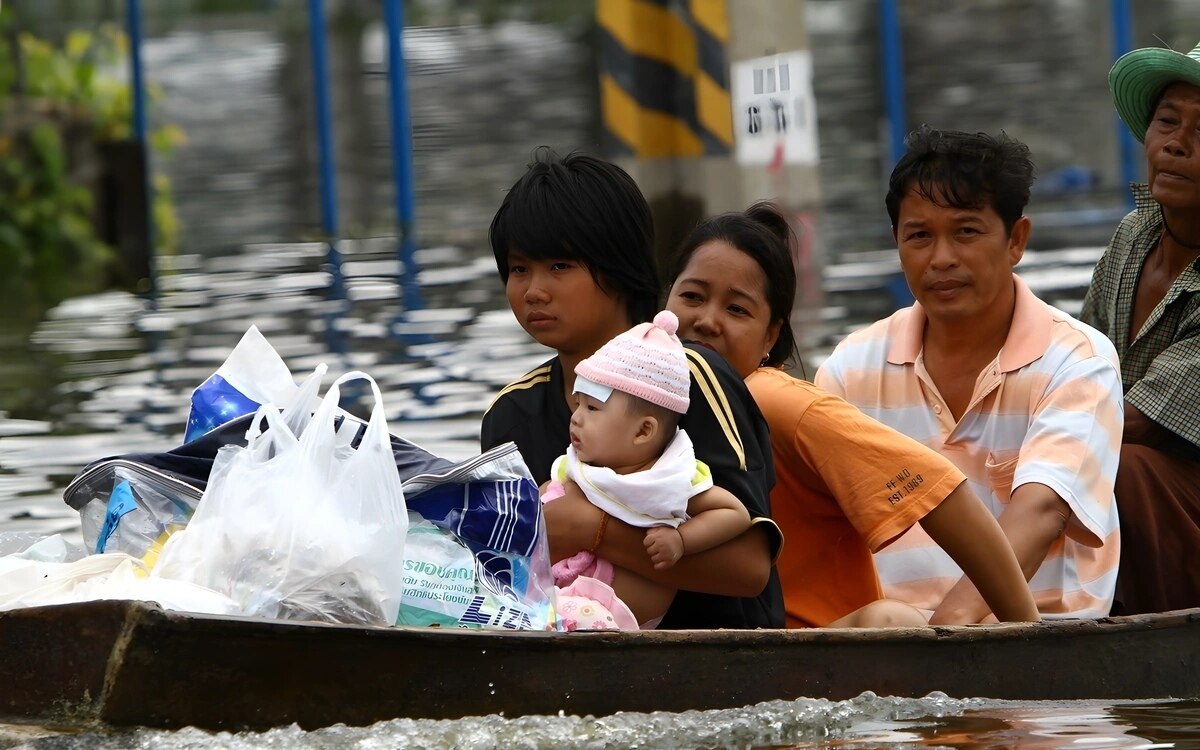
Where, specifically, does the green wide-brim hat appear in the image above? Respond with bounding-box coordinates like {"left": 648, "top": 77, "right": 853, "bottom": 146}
{"left": 1110, "top": 41, "right": 1200, "bottom": 143}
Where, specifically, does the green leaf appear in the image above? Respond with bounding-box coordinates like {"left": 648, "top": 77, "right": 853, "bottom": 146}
{"left": 74, "top": 61, "right": 96, "bottom": 96}
{"left": 64, "top": 30, "right": 91, "bottom": 60}
{"left": 29, "top": 124, "right": 65, "bottom": 182}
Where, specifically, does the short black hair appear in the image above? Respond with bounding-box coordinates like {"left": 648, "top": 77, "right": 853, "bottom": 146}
{"left": 885, "top": 127, "right": 1036, "bottom": 234}
{"left": 489, "top": 148, "right": 660, "bottom": 324}
{"left": 666, "top": 202, "right": 799, "bottom": 370}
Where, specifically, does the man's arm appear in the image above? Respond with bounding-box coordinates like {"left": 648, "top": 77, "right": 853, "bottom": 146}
{"left": 932, "top": 350, "right": 1124, "bottom": 623}
{"left": 920, "top": 481, "right": 1040, "bottom": 624}
{"left": 1123, "top": 401, "right": 1178, "bottom": 447}
{"left": 1125, "top": 328, "right": 1200, "bottom": 452}
{"left": 541, "top": 482, "right": 771, "bottom": 597}
{"left": 929, "top": 482, "right": 1069, "bottom": 624}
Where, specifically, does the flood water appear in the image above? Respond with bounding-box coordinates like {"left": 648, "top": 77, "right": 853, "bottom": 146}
{"left": 2, "top": 12, "right": 1200, "bottom": 750}
{"left": 1, "top": 228, "right": 1197, "bottom": 750}
{"left": 2, "top": 695, "right": 1200, "bottom": 748}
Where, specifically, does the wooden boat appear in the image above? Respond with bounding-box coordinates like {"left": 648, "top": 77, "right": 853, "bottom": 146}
{"left": 2, "top": 600, "right": 1198, "bottom": 731}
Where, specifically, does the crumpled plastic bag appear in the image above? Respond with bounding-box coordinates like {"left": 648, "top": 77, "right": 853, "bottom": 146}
{"left": 0, "top": 532, "right": 85, "bottom": 561}
{"left": 152, "top": 371, "right": 409, "bottom": 627}
{"left": 69, "top": 365, "right": 328, "bottom": 564}
{"left": 184, "top": 325, "right": 300, "bottom": 442}
{"left": 0, "top": 536, "right": 238, "bottom": 615}
{"left": 403, "top": 443, "right": 557, "bottom": 630}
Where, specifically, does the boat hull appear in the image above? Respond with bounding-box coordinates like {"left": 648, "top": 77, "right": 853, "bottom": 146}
{"left": 2, "top": 600, "right": 1197, "bottom": 730}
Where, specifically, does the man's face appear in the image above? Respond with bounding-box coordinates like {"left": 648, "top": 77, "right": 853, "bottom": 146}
{"left": 894, "top": 187, "right": 1028, "bottom": 326}
{"left": 1145, "top": 81, "right": 1200, "bottom": 211}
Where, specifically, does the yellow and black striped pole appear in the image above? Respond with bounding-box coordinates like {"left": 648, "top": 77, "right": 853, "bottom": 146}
{"left": 598, "top": 0, "right": 734, "bottom": 158}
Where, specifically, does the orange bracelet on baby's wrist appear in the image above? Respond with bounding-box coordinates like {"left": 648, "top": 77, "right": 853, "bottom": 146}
{"left": 589, "top": 511, "right": 609, "bottom": 553}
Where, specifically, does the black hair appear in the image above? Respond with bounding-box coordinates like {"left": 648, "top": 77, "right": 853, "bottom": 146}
{"left": 666, "top": 201, "right": 799, "bottom": 370}
{"left": 489, "top": 148, "right": 659, "bottom": 324}
{"left": 884, "top": 126, "right": 1036, "bottom": 234}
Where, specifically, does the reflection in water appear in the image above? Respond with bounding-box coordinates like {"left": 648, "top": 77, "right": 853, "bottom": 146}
{"left": 0, "top": 696, "right": 1197, "bottom": 749}
{"left": 783, "top": 700, "right": 1196, "bottom": 749}
{"left": 1111, "top": 702, "right": 1200, "bottom": 746}
{"left": 0, "top": 238, "right": 547, "bottom": 544}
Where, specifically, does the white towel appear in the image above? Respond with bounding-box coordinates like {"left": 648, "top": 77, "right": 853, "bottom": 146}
{"left": 561, "top": 430, "right": 712, "bottom": 528}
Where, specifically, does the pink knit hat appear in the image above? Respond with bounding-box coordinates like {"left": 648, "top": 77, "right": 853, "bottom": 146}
{"left": 574, "top": 310, "right": 691, "bottom": 414}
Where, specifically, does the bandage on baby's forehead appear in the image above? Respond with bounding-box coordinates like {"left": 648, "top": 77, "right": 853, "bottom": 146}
{"left": 573, "top": 375, "right": 614, "bottom": 403}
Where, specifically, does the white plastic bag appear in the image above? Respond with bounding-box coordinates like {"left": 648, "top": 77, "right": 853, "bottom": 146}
{"left": 153, "top": 371, "right": 409, "bottom": 626}
{"left": 0, "top": 550, "right": 239, "bottom": 615}
{"left": 184, "top": 325, "right": 300, "bottom": 442}
{"left": 70, "top": 364, "right": 328, "bottom": 562}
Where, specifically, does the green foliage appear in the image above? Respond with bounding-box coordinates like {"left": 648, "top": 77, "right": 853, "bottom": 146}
{"left": 0, "top": 122, "right": 112, "bottom": 307}
{"left": 0, "top": 12, "right": 182, "bottom": 310}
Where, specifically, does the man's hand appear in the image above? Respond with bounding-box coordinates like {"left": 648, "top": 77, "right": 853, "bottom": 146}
{"left": 929, "top": 481, "right": 1067, "bottom": 624}
{"left": 644, "top": 526, "right": 684, "bottom": 569}
{"left": 1124, "top": 401, "right": 1174, "bottom": 447}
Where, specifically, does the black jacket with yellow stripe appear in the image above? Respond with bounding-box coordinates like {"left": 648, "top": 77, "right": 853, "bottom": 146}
{"left": 481, "top": 342, "right": 784, "bottom": 629}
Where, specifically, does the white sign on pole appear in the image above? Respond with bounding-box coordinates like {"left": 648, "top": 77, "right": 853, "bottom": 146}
{"left": 730, "top": 50, "right": 819, "bottom": 166}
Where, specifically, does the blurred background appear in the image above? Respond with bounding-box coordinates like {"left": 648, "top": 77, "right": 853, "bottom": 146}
{"left": 2, "top": 0, "right": 1200, "bottom": 537}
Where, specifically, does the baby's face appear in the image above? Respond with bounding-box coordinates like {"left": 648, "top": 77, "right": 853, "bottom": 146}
{"left": 568, "top": 391, "right": 646, "bottom": 469}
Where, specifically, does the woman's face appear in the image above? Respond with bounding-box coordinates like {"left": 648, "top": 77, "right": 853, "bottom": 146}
{"left": 666, "top": 240, "right": 781, "bottom": 379}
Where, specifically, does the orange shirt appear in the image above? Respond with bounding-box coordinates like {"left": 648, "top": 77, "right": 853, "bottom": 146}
{"left": 746, "top": 367, "right": 966, "bottom": 627}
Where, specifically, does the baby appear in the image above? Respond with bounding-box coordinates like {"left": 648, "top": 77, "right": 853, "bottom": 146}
{"left": 543, "top": 311, "right": 752, "bottom": 628}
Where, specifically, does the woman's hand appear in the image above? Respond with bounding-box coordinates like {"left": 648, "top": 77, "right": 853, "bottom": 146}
{"left": 603, "top": 521, "right": 771, "bottom": 597}
{"left": 542, "top": 480, "right": 771, "bottom": 598}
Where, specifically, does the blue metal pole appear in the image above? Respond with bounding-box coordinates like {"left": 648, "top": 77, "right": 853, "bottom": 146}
{"left": 878, "top": 0, "right": 908, "bottom": 168}
{"left": 1110, "top": 0, "right": 1137, "bottom": 210}
{"left": 383, "top": 0, "right": 425, "bottom": 313}
{"left": 127, "top": 0, "right": 147, "bottom": 142}
{"left": 307, "top": 0, "right": 343, "bottom": 295}
{"left": 307, "top": 0, "right": 338, "bottom": 237}
{"left": 125, "top": 0, "right": 157, "bottom": 306}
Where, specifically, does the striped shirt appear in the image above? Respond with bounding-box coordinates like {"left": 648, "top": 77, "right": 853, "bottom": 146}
{"left": 1081, "top": 183, "right": 1200, "bottom": 450}
{"left": 816, "top": 276, "right": 1123, "bottom": 618}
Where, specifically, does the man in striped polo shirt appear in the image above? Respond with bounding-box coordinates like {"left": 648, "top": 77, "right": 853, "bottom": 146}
{"left": 817, "top": 128, "right": 1123, "bottom": 621}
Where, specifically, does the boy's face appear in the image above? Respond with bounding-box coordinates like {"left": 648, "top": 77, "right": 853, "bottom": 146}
{"left": 505, "top": 250, "right": 630, "bottom": 356}
{"left": 894, "top": 187, "right": 1028, "bottom": 327}
{"left": 569, "top": 391, "right": 653, "bottom": 469}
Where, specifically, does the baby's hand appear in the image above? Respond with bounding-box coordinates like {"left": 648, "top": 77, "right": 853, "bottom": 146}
{"left": 644, "top": 526, "right": 684, "bottom": 570}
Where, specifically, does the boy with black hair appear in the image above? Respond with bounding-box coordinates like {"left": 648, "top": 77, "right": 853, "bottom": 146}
{"left": 488, "top": 147, "right": 661, "bottom": 330}
{"left": 482, "top": 149, "right": 784, "bottom": 629}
